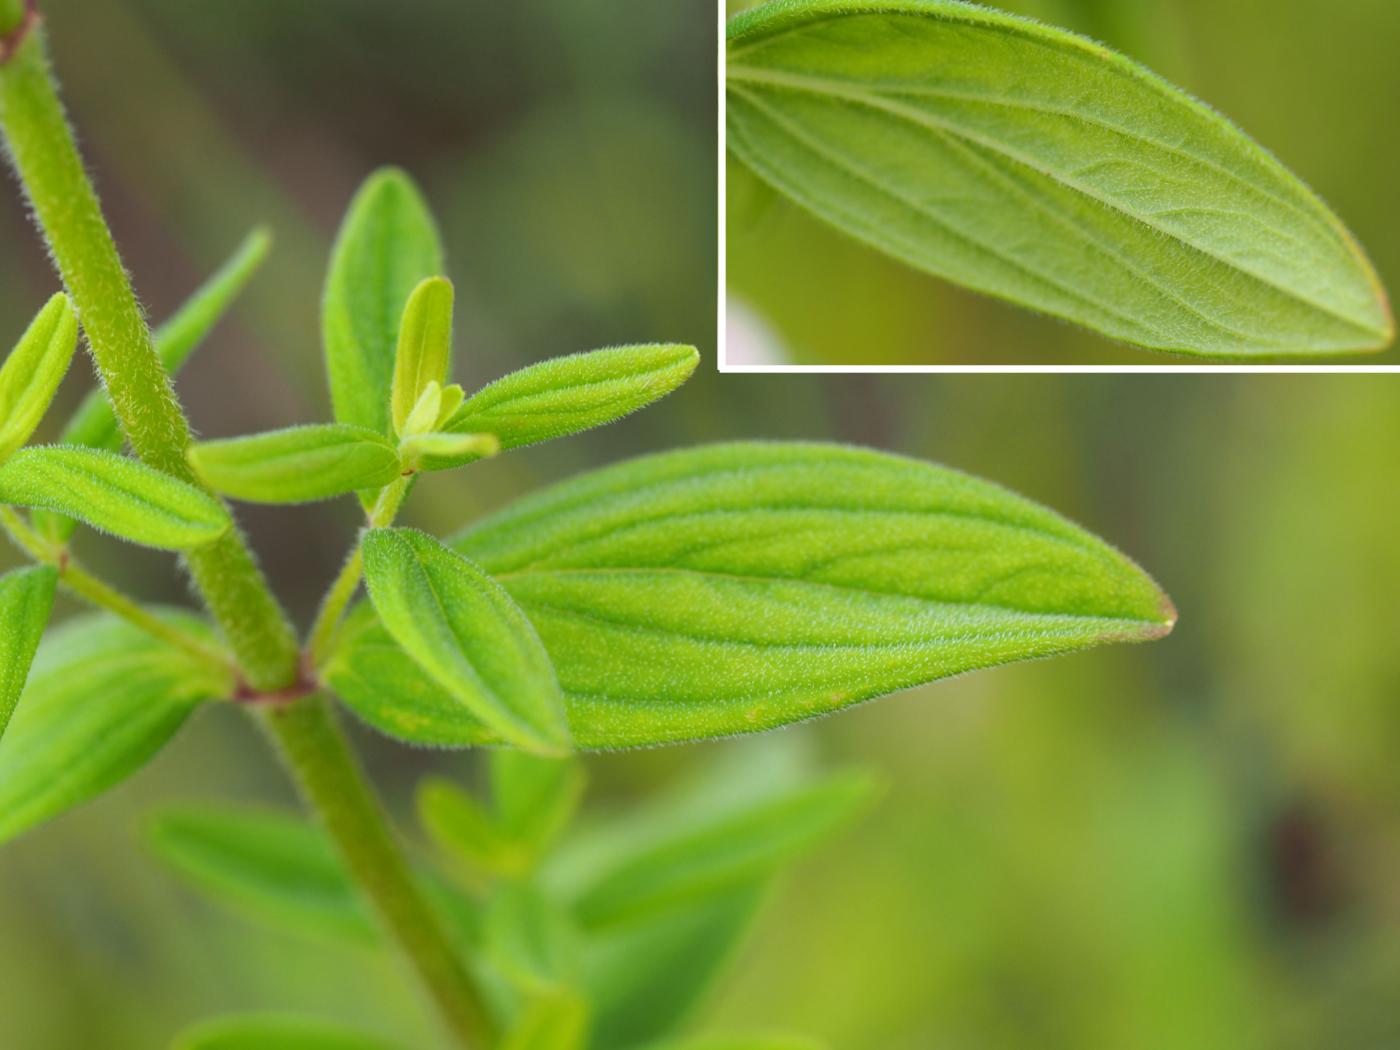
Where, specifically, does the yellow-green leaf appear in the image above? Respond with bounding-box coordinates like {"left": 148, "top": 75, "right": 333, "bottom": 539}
{"left": 0, "top": 293, "right": 78, "bottom": 461}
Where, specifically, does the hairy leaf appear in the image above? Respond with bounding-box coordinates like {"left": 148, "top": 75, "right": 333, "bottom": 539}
{"left": 188, "top": 424, "right": 403, "bottom": 505}
{"left": 323, "top": 168, "right": 443, "bottom": 436}
{"left": 726, "top": 0, "right": 1393, "bottom": 357}
{"left": 445, "top": 344, "right": 699, "bottom": 455}
{"left": 0, "top": 292, "right": 78, "bottom": 461}
{"left": 401, "top": 431, "right": 500, "bottom": 474}
{"left": 361, "top": 528, "right": 570, "bottom": 754}
{"left": 0, "top": 614, "right": 232, "bottom": 844}
{"left": 173, "top": 1015, "right": 405, "bottom": 1050}
{"left": 0, "top": 565, "right": 57, "bottom": 740}
{"left": 392, "top": 277, "right": 455, "bottom": 436}
{"left": 0, "top": 446, "right": 231, "bottom": 549}
{"left": 447, "top": 442, "right": 1173, "bottom": 747}
{"left": 149, "top": 806, "right": 379, "bottom": 943}
{"left": 35, "top": 229, "right": 270, "bottom": 542}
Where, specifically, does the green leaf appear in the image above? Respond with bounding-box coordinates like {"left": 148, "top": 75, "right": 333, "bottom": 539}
{"left": 391, "top": 277, "right": 455, "bottom": 436}
{"left": 149, "top": 806, "right": 379, "bottom": 943}
{"left": 188, "top": 424, "right": 403, "bottom": 505}
{"left": 500, "top": 988, "right": 590, "bottom": 1050}
{"left": 401, "top": 431, "right": 500, "bottom": 474}
{"left": 0, "top": 445, "right": 232, "bottom": 549}
{"left": 450, "top": 442, "right": 1174, "bottom": 748}
{"left": 361, "top": 528, "right": 571, "bottom": 755}
{"left": 322, "top": 602, "right": 497, "bottom": 749}
{"left": 0, "top": 292, "right": 78, "bottom": 461}
{"left": 323, "top": 168, "right": 444, "bottom": 436}
{"left": 35, "top": 229, "right": 270, "bottom": 542}
{"left": 640, "top": 1036, "right": 825, "bottom": 1050}
{"left": 491, "top": 750, "right": 584, "bottom": 859}
{"left": 0, "top": 613, "right": 232, "bottom": 844}
{"left": 0, "top": 565, "right": 57, "bottom": 740}
{"left": 173, "top": 1014, "right": 406, "bottom": 1050}
{"left": 726, "top": 0, "right": 1393, "bottom": 357}
{"left": 445, "top": 344, "right": 698, "bottom": 454}
{"left": 568, "top": 768, "right": 873, "bottom": 929}
{"left": 418, "top": 776, "right": 521, "bottom": 878}
{"left": 484, "top": 880, "right": 582, "bottom": 989}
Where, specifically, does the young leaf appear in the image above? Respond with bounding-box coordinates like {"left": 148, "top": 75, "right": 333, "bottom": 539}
{"left": 450, "top": 442, "right": 1174, "bottom": 748}
{"left": 500, "top": 988, "right": 590, "bottom": 1050}
{"left": 726, "top": 0, "right": 1393, "bottom": 357}
{"left": 34, "top": 229, "right": 270, "bottom": 541}
{"left": 323, "top": 168, "right": 443, "bottom": 436}
{"left": 361, "top": 528, "right": 571, "bottom": 755}
{"left": 188, "top": 424, "right": 403, "bottom": 504}
{"left": 0, "top": 565, "right": 57, "bottom": 740}
{"left": 444, "top": 344, "right": 698, "bottom": 455}
{"left": 173, "top": 1014, "right": 406, "bottom": 1050}
{"left": 491, "top": 750, "right": 585, "bottom": 859}
{"left": 418, "top": 776, "right": 522, "bottom": 877}
{"left": 391, "top": 277, "right": 455, "bottom": 436}
{"left": 0, "top": 292, "right": 78, "bottom": 461}
{"left": 400, "top": 431, "right": 500, "bottom": 474}
{"left": 0, "top": 613, "right": 232, "bottom": 844}
{"left": 0, "top": 445, "right": 231, "bottom": 549}
{"left": 322, "top": 602, "right": 498, "bottom": 749}
{"left": 149, "top": 806, "right": 379, "bottom": 943}
{"left": 640, "top": 1036, "right": 825, "bottom": 1050}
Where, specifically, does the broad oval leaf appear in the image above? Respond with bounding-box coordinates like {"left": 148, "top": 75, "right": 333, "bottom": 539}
{"left": 174, "top": 1014, "right": 406, "bottom": 1050}
{"left": 446, "top": 442, "right": 1173, "bottom": 748}
{"left": 188, "top": 424, "right": 403, "bottom": 504}
{"left": 443, "top": 344, "right": 699, "bottom": 458}
{"left": 34, "top": 229, "right": 271, "bottom": 543}
{"left": 0, "top": 565, "right": 57, "bottom": 739}
{"left": 0, "top": 446, "right": 232, "bottom": 549}
{"left": 0, "top": 293, "right": 78, "bottom": 461}
{"left": 726, "top": 0, "right": 1393, "bottom": 357}
{"left": 361, "top": 528, "right": 571, "bottom": 755}
{"left": 0, "top": 613, "right": 232, "bottom": 844}
{"left": 392, "top": 277, "right": 455, "bottom": 436}
{"left": 149, "top": 806, "right": 379, "bottom": 943}
{"left": 323, "top": 168, "right": 444, "bottom": 436}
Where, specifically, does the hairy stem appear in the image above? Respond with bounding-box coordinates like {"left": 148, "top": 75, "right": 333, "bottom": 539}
{"left": 0, "top": 19, "right": 491, "bottom": 1046}
{"left": 262, "top": 697, "right": 497, "bottom": 1046}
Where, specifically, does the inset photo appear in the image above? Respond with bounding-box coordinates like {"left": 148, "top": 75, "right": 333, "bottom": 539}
{"left": 721, "top": 0, "right": 1398, "bottom": 369}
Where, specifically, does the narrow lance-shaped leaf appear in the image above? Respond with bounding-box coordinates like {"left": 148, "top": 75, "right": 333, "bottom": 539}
{"left": 726, "top": 0, "right": 1393, "bottom": 357}
{"left": 0, "top": 566, "right": 57, "bottom": 740}
{"left": 391, "top": 276, "right": 455, "bottom": 436}
{"left": 0, "top": 614, "right": 233, "bottom": 845}
{"left": 442, "top": 442, "right": 1173, "bottom": 748}
{"left": 323, "top": 168, "right": 443, "bottom": 435}
{"left": 188, "top": 424, "right": 403, "bottom": 505}
{"left": 35, "top": 229, "right": 271, "bottom": 542}
{"left": 361, "top": 528, "right": 571, "bottom": 754}
{"left": 0, "top": 293, "right": 78, "bottom": 461}
{"left": 0, "top": 446, "right": 231, "bottom": 549}
{"left": 443, "top": 344, "right": 699, "bottom": 462}
{"left": 173, "top": 1015, "right": 407, "bottom": 1050}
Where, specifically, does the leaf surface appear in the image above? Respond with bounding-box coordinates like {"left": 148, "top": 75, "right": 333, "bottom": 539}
{"left": 323, "top": 169, "right": 443, "bottom": 435}
{"left": 0, "top": 446, "right": 231, "bottom": 549}
{"left": 445, "top": 344, "right": 699, "bottom": 455}
{"left": 173, "top": 1014, "right": 405, "bottom": 1050}
{"left": 361, "top": 528, "right": 570, "bottom": 754}
{"left": 0, "top": 613, "right": 231, "bottom": 844}
{"left": 188, "top": 424, "right": 403, "bottom": 504}
{"left": 391, "top": 277, "right": 455, "bottom": 436}
{"left": 0, "top": 293, "right": 78, "bottom": 461}
{"left": 446, "top": 442, "right": 1173, "bottom": 747}
{"left": 500, "top": 988, "right": 590, "bottom": 1050}
{"left": 726, "top": 0, "right": 1392, "bottom": 356}
{"left": 0, "top": 565, "right": 57, "bottom": 740}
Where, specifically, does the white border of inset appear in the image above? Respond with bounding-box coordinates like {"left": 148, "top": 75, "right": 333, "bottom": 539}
{"left": 714, "top": 4, "right": 1398, "bottom": 376}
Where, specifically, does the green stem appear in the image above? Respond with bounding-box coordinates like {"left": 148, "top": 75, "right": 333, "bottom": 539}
{"left": 0, "top": 19, "right": 491, "bottom": 1046}
{"left": 261, "top": 696, "right": 497, "bottom": 1046}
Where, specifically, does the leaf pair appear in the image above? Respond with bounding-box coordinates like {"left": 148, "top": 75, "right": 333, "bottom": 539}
{"left": 327, "top": 442, "right": 1174, "bottom": 751}
{"left": 726, "top": 0, "right": 1393, "bottom": 357}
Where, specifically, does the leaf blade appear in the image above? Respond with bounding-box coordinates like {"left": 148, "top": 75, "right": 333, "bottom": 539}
{"left": 0, "top": 293, "right": 78, "bottom": 461}
{"left": 391, "top": 277, "right": 455, "bottom": 436}
{"left": 0, "top": 445, "right": 232, "bottom": 549}
{"left": 361, "top": 529, "right": 571, "bottom": 754}
{"left": 452, "top": 441, "right": 1173, "bottom": 748}
{"left": 0, "top": 565, "right": 57, "bottom": 740}
{"left": 188, "top": 424, "right": 403, "bottom": 505}
{"left": 726, "top": 0, "right": 1392, "bottom": 357}
{"left": 174, "top": 1014, "right": 406, "bottom": 1050}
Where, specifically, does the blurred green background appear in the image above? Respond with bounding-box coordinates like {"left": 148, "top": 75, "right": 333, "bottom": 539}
{"left": 2, "top": 1, "right": 1399, "bottom": 1048}
{"left": 726, "top": 0, "right": 1400, "bottom": 365}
